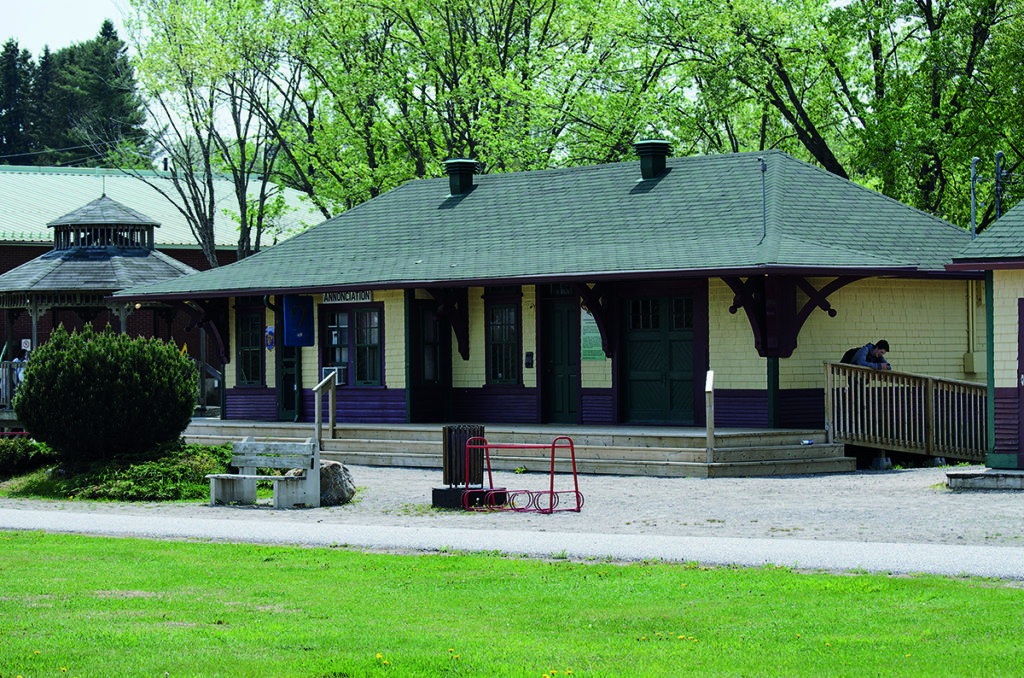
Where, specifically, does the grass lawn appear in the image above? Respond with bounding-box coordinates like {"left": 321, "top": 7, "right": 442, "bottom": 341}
{"left": 0, "top": 531, "right": 1021, "bottom": 677}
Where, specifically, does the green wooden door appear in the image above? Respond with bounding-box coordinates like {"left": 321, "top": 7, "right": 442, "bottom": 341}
{"left": 543, "top": 300, "right": 578, "bottom": 424}
{"left": 276, "top": 317, "right": 301, "bottom": 421}
{"left": 624, "top": 297, "right": 694, "bottom": 424}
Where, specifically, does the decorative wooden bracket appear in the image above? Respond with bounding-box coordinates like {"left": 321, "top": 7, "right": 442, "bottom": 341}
{"left": 793, "top": 276, "right": 863, "bottom": 335}
{"left": 572, "top": 282, "right": 615, "bottom": 358}
{"left": 427, "top": 288, "right": 470, "bottom": 360}
{"left": 723, "top": 275, "right": 859, "bottom": 358}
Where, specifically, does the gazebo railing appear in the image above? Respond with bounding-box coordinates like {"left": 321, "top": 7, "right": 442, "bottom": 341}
{"left": 0, "top": 361, "right": 24, "bottom": 410}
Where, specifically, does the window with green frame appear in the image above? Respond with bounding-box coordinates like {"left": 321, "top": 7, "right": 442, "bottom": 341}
{"left": 354, "top": 309, "right": 381, "bottom": 385}
{"left": 236, "top": 309, "right": 264, "bottom": 385}
{"left": 322, "top": 306, "right": 382, "bottom": 386}
{"left": 486, "top": 299, "right": 520, "bottom": 385}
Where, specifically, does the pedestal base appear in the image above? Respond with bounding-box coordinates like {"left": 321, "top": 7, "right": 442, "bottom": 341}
{"left": 432, "top": 487, "right": 508, "bottom": 509}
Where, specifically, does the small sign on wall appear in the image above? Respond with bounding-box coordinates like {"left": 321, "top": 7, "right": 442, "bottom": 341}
{"left": 323, "top": 291, "right": 372, "bottom": 304}
{"left": 283, "top": 295, "right": 315, "bottom": 346}
{"left": 20, "top": 339, "right": 31, "bottom": 351}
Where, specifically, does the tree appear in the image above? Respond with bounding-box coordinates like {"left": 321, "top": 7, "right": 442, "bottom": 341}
{"left": 1, "top": 25, "right": 151, "bottom": 168}
{"left": 125, "top": 0, "right": 305, "bottom": 262}
{"left": 0, "top": 39, "right": 35, "bottom": 163}
{"left": 639, "top": 0, "right": 1013, "bottom": 228}
{"left": 277, "top": 0, "right": 682, "bottom": 211}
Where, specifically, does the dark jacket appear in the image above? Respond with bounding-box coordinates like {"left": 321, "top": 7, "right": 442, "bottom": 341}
{"left": 851, "top": 343, "right": 890, "bottom": 370}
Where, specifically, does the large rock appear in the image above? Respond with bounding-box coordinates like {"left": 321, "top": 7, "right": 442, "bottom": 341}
{"left": 286, "top": 460, "right": 355, "bottom": 506}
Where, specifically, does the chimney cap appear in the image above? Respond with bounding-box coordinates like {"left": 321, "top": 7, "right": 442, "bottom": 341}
{"left": 633, "top": 139, "right": 672, "bottom": 155}
{"left": 444, "top": 158, "right": 479, "bottom": 173}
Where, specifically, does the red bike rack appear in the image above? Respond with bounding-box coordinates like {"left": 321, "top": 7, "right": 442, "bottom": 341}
{"left": 460, "top": 436, "right": 584, "bottom": 513}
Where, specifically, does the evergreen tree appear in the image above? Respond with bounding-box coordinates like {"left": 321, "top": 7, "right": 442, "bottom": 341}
{"left": 0, "top": 39, "right": 35, "bottom": 164}
{"left": 37, "top": 21, "right": 150, "bottom": 166}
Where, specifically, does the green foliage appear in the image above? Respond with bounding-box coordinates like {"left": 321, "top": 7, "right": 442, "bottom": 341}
{"left": 71, "top": 441, "right": 232, "bottom": 501}
{"left": 0, "top": 436, "right": 56, "bottom": 477}
{"left": 13, "top": 325, "right": 199, "bottom": 466}
{"left": 3, "top": 441, "right": 232, "bottom": 501}
{"left": 0, "top": 22, "right": 151, "bottom": 168}
{"left": 129, "top": 0, "right": 1020, "bottom": 231}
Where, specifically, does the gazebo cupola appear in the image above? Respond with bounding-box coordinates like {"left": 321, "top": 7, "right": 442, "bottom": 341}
{"left": 50, "top": 194, "right": 157, "bottom": 251}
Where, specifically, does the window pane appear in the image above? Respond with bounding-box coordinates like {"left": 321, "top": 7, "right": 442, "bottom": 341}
{"left": 354, "top": 310, "right": 381, "bottom": 385}
{"left": 673, "top": 298, "right": 693, "bottom": 330}
{"left": 487, "top": 303, "right": 518, "bottom": 384}
{"left": 236, "top": 312, "right": 263, "bottom": 385}
{"left": 325, "top": 311, "right": 349, "bottom": 369}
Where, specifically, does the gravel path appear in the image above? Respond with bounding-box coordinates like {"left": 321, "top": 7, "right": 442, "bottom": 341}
{"left": 1, "top": 464, "right": 1021, "bottom": 545}
{"left": 2, "top": 464, "right": 1022, "bottom": 578}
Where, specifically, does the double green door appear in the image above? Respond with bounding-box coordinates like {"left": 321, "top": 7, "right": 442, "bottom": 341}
{"left": 624, "top": 296, "right": 694, "bottom": 424}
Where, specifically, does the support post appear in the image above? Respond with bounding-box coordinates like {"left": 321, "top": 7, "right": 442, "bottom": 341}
{"left": 766, "top": 356, "right": 779, "bottom": 428}
{"left": 705, "top": 370, "right": 715, "bottom": 464}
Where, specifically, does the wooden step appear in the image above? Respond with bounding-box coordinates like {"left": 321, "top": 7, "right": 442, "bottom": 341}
{"left": 184, "top": 419, "right": 852, "bottom": 478}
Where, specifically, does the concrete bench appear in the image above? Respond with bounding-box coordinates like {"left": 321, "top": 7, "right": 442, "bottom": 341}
{"left": 206, "top": 437, "right": 320, "bottom": 508}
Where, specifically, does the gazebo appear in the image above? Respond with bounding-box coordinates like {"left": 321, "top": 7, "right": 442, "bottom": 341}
{"left": 0, "top": 194, "right": 199, "bottom": 352}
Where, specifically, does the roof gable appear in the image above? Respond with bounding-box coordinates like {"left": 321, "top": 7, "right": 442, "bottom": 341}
{"left": 951, "top": 202, "right": 1024, "bottom": 265}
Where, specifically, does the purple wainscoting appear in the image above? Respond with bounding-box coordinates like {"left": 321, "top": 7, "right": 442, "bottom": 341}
{"left": 305, "top": 388, "right": 408, "bottom": 424}
{"left": 994, "top": 386, "right": 1019, "bottom": 457}
{"left": 778, "top": 388, "right": 826, "bottom": 428}
{"left": 712, "top": 389, "right": 826, "bottom": 429}
{"left": 450, "top": 387, "right": 538, "bottom": 423}
{"left": 714, "top": 389, "right": 769, "bottom": 427}
{"left": 580, "top": 388, "right": 615, "bottom": 424}
{"left": 225, "top": 387, "right": 278, "bottom": 421}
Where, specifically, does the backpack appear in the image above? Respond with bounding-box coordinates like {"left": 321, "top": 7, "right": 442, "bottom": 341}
{"left": 840, "top": 346, "right": 860, "bottom": 364}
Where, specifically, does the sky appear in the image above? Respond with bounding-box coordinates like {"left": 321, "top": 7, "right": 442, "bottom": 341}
{"left": 4, "top": 0, "right": 128, "bottom": 56}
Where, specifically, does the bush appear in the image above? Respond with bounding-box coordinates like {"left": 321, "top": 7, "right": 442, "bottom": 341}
{"left": 0, "top": 436, "right": 57, "bottom": 477}
{"left": 4, "top": 441, "right": 233, "bottom": 501}
{"left": 71, "top": 441, "right": 233, "bottom": 501}
{"left": 14, "top": 326, "right": 198, "bottom": 467}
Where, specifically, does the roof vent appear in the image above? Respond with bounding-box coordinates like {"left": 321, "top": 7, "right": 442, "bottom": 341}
{"left": 444, "top": 158, "right": 478, "bottom": 196}
{"left": 633, "top": 139, "right": 672, "bottom": 179}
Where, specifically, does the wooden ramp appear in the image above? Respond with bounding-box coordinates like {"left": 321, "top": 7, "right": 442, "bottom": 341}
{"left": 184, "top": 419, "right": 855, "bottom": 478}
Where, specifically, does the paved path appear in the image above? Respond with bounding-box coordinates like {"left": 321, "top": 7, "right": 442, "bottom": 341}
{"left": 2, "top": 464, "right": 1022, "bottom": 579}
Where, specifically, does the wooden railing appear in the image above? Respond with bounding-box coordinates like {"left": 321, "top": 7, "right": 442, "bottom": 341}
{"left": 824, "top": 362, "right": 986, "bottom": 461}
{"left": 312, "top": 372, "right": 338, "bottom": 450}
{"left": 0, "top": 361, "right": 24, "bottom": 410}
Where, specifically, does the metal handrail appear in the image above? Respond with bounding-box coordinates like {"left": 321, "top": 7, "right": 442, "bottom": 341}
{"left": 312, "top": 372, "right": 337, "bottom": 450}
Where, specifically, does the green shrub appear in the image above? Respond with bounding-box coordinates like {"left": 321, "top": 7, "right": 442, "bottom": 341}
{"left": 0, "top": 436, "right": 57, "bottom": 477}
{"left": 6, "top": 441, "right": 234, "bottom": 501}
{"left": 71, "top": 441, "right": 233, "bottom": 501}
{"left": 14, "top": 326, "right": 198, "bottom": 468}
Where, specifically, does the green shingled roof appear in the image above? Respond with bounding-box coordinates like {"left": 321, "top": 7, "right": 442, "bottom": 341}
{"left": 115, "top": 150, "right": 972, "bottom": 300}
{"left": 0, "top": 247, "right": 197, "bottom": 294}
{"left": 951, "top": 203, "right": 1024, "bottom": 265}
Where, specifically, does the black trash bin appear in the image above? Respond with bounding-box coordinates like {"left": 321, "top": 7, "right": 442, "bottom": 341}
{"left": 441, "top": 424, "right": 485, "bottom": 487}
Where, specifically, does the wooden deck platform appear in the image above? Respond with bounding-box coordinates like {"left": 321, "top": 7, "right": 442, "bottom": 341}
{"left": 184, "top": 419, "right": 855, "bottom": 478}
